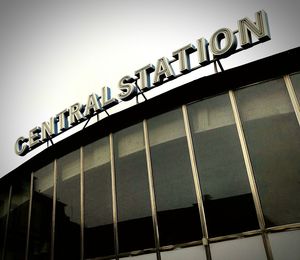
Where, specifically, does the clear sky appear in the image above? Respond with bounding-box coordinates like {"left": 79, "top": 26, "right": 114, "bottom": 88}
{"left": 0, "top": 0, "right": 299, "bottom": 178}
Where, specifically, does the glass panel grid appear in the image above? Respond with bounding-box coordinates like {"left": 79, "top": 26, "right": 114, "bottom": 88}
{"left": 235, "top": 78, "right": 300, "bottom": 227}
{"left": 114, "top": 123, "right": 156, "bottom": 253}
{"left": 29, "top": 163, "right": 54, "bottom": 259}
{"left": 55, "top": 150, "right": 81, "bottom": 259}
{"left": 188, "top": 94, "right": 259, "bottom": 237}
{"left": 148, "top": 109, "right": 202, "bottom": 246}
{"left": 83, "top": 138, "right": 114, "bottom": 259}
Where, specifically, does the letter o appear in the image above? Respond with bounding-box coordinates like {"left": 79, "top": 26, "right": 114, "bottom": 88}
{"left": 210, "top": 28, "right": 237, "bottom": 58}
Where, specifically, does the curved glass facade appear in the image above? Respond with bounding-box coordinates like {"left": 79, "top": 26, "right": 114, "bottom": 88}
{"left": 1, "top": 70, "right": 300, "bottom": 259}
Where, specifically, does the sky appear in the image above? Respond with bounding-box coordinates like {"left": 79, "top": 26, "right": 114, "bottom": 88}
{"left": 0, "top": 0, "right": 299, "bottom": 178}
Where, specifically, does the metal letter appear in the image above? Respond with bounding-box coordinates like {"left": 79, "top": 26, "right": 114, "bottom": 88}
{"left": 238, "top": 10, "right": 271, "bottom": 48}
{"left": 172, "top": 44, "right": 196, "bottom": 73}
{"left": 84, "top": 93, "right": 102, "bottom": 117}
{"left": 153, "top": 57, "right": 175, "bottom": 85}
{"left": 102, "top": 86, "right": 119, "bottom": 109}
{"left": 209, "top": 28, "right": 237, "bottom": 58}
{"left": 197, "top": 38, "right": 210, "bottom": 65}
{"left": 41, "top": 117, "right": 58, "bottom": 141}
{"left": 118, "top": 75, "right": 138, "bottom": 101}
{"left": 29, "top": 126, "right": 42, "bottom": 148}
{"left": 56, "top": 109, "right": 69, "bottom": 131}
{"left": 69, "top": 103, "right": 85, "bottom": 126}
{"left": 135, "top": 64, "right": 155, "bottom": 91}
{"left": 15, "top": 136, "right": 29, "bottom": 156}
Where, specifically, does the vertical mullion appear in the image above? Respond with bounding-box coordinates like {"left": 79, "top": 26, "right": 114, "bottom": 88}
{"left": 182, "top": 105, "right": 211, "bottom": 260}
{"left": 284, "top": 75, "right": 300, "bottom": 126}
{"left": 51, "top": 160, "right": 57, "bottom": 260}
{"left": 80, "top": 147, "right": 84, "bottom": 260}
{"left": 2, "top": 185, "right": 12, "bottom": 260}
{"left": 229, "top": 90, "right": 273, "bottom": 260}
{"left": 143, "top": 119, "right": 161, "bottom": 260}
{"left": 25, "top": 172, "right": 34, "bottom": 260}
{"left": 110, "top": 133, "right": 119, "bottom": 260}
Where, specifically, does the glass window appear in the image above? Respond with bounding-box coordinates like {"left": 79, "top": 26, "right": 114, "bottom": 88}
{"left": 188, "top": 94, "right": 259, "bottom": 237}
{"left": 55, "top": 150, "right": 81, "bottom": 259}
{"left": 148, "top": 109, "right": 202, "bottom": 246}
{"left": 5, "top": 176, "right": 31, "bottom": 259}
{"left": 114, "top": 123, "right": 155, "bottom": 253}
{"left": 269, "top": 230, "right": 300, "bottom": 260}
{"left": 84, "top": 137, "right": 114, "bottom": 259}
{"left": 29, "top": 163, "right": 54, "bottom": 260}
{"left": 161, "top": 245, "right": 206, "bottom": 260}
{"left": 121, "top": 253, "right": 157, "bottom": 260}
{"left": 0, "top": 186, "right": 10, "bottom": 258}
{"left": 235, "top": 78, "right": 300, "bottom": 226}
{"left": 210, "top": 236, "right": 267, "bottom": 260}
{"left": 290, "top": 72, "right": 300, "bottom": 102}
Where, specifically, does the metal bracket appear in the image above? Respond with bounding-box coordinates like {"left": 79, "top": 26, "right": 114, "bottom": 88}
{"left": 136, "top": 82, "right": 147, "bottom": 104}
{"left": 213, "top": 60, "right": 225, "bottom": 73}
{"left": 47, "top": 137, "right": 54, "bottom": 147}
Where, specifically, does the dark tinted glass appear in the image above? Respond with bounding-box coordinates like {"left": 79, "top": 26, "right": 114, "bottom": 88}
{"left": 114, "top": 123, "right": 155, "bottom": 253}
{"left": 55, "top": 150, "right": 81, "bottom": 259}
{"left": 5, "top": 176, "right": 30, "bottom": 260}
{"left": 0, "top": 186, "right": 9, "bottom": 258}
{"left": 148, "top": 109, "right": 202, "bottom": 246}
{"left": 235, "top": 79, "right": 300, "bottom": 226}
{"left": 84, "top": 138, "right": 114, "bottom": 258}
{"left": 29, "top": 163, "right": 54, "bottom": 260}
{"left": 188, "top": 94, "right": 259, "bottom": 237}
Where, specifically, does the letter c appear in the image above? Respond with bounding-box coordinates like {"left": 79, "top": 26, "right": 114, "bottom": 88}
{"left": 15, "top": 137, "right": 29, "bottom": 156}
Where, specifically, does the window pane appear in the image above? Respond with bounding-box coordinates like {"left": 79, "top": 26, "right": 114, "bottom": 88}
{"left": 210, "top": 236, "right": 267, "bottom": 260}
{"left": 55, "top": 150, "right": 81, "bottom": 259}
{"left": 121, "top": 253, "right": 156, "bottom": 260}
{"left": 235, "top": 78, "right": 300, "bottom": 226}
{"left": 0, "top": 186, "right": 10, "bottom": 258}
{"left": 84, "top": 137, "right": 114, "bottom": 259}
{"left": 269, "top": 230, "right": 300, "bottom": 260}
{"left": 188, "top": 94, "right": 259, "bottom": 237}
{"left": 5, "top": 176, "right": 30, "bottom": 259}
{"left": 161, "top": 245, "right": 206, "bottom": 260}
{"left": 148, "top": 109, "right": 202, "bottom": 246}
{"left": 114, "top": 123, "right": 155, "bottom": 253}
{"left": 29, "top": 163, "right": 54, "bottom": 260}
{"left": 290, "top": 72, "right": 300, "bottom": 102}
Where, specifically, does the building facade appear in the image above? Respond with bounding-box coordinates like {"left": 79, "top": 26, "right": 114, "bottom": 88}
{"left": 1, "top": 47, "right": 300, "bottom": 260}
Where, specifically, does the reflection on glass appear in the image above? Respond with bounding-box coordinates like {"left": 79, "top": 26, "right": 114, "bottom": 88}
{"left": 210, "top": 236, "right": 267, "bottom": 260}
{"left": 290, "top": 72, "right": 300, "bottom": 102}
{"left": 148, "top": 109, "right": 202, "bottom": 246}
{"left": 55, "top": 150, "right": 81, "bottom": 259}
{"left": 114, "top": 123, "right": 155, "bottom": 253}
{"left": 188, "top": 94, "right": 259, "bottom": 237}
{"left": 0, "top": 186, "right": 9, "bottom": 258}
{"left": 161, "top": 245, "right": 206, "bottom": 260}
{"left": 84, "top": 138, "right": 114, "bottom": 259}
{"left": 269, "top": 230, "right": 300, "bottom": 260}
{"left": 5, "top": 176, "right": 30, "bottom": 259}
{"left": 235, "top": 79, "right": 300, "bottom": 226}
{"left": 121, "top": 253, "right": 157, "bottom": 260}
{"left": 29, "top": 163, "right": 54, "bottom": 260}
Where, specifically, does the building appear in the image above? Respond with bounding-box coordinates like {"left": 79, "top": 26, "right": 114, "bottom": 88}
{"left": 0, "top": 47, "right": 300, "bottom": 260}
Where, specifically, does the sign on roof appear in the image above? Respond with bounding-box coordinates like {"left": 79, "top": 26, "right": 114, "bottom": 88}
{"left": 15, "top": 10, "right": 271, "bottom": 156}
